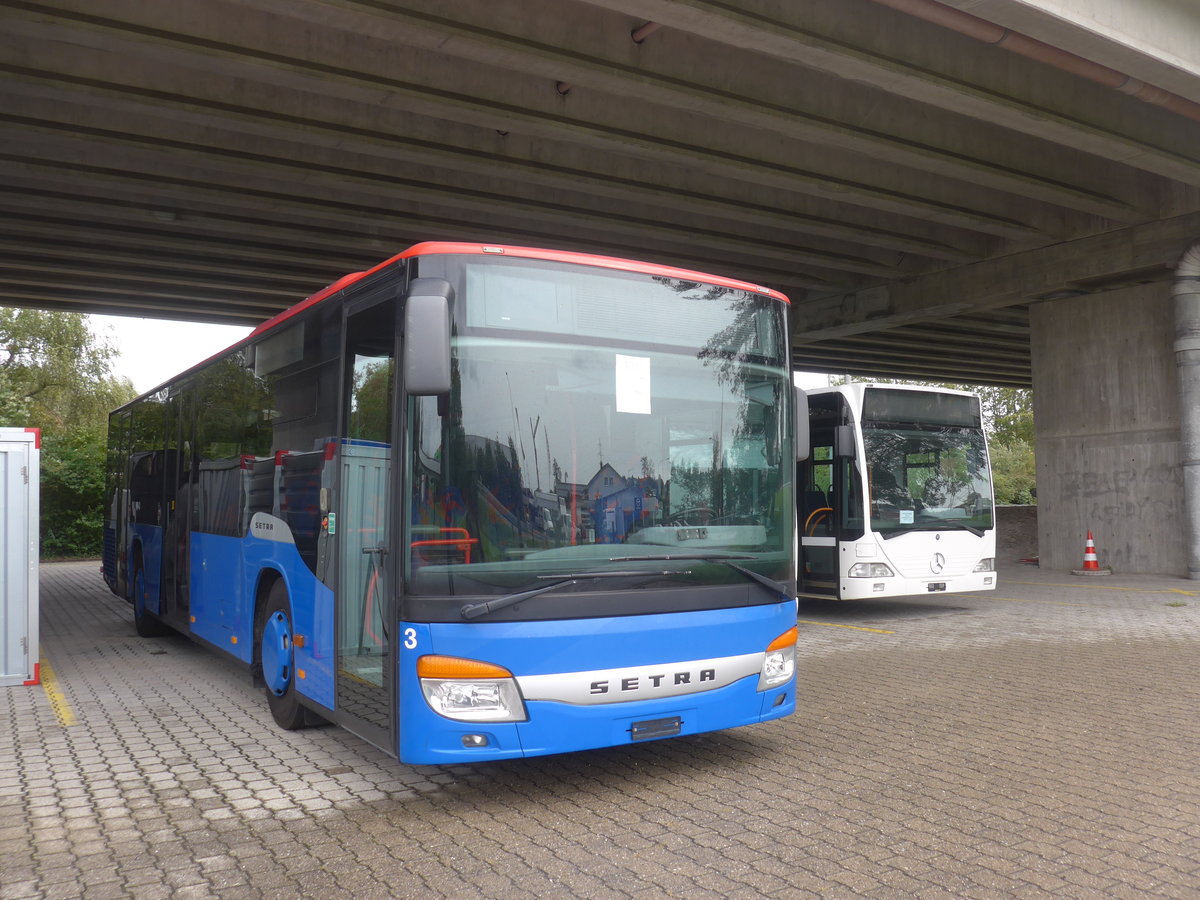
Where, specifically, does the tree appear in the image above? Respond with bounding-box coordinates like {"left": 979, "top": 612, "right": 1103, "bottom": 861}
{"left": 0, "top": 308, "right": 137, "bottom": 556}
{"left": 989, "top": 439, "right": 1037, "bottom": 505}
{"left": 970, "top": 385, "right": 1033, "bottom": 446}
{"left": 0, "top": 308, "right": 130, "bottom": 425}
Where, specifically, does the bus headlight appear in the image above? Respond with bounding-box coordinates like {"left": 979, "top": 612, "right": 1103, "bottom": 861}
{"left": 758, "top": 627, "right": 797, "bottom": 690}
{"left": 418, "top": 655, "right": 527, "bottom": 722}
{"left": 848, "top": 562, "right": 894, "bottom": 578}
{"left": 973, "top": 558, "right": 995, "bottom": 572}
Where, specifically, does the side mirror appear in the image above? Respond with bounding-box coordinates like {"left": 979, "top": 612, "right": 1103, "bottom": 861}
{"left": 834, "top": 423, "right": 857, "bottom": 460}
{"left": 403, "top": 278, "right": 453, "bottom": 395}
{"left": 794, "top": 386, "right": 810, "bottom": 461}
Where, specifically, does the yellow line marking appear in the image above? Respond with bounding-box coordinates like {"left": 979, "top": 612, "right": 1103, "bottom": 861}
{"left": 797, "top": 619, "right": 895, "bottom": 634}
{"left": 990, "top": 595, "right": 1084, "bottom": 607}
{"left": 952, "top": 590, "right": 1082, "bottom": 606}
{"left": 1005, "top": 580, "right": 1198, "bottom": 596}
{"left": 39, "top": 657, "right": 78, "bottom": 727}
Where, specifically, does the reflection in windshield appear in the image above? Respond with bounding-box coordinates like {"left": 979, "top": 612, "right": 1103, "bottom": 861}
{"left": 406, "top": 263, "right": 792, "bottom": 598}
{"left": 864, "top": 424, "right": 993, "bottom": 535}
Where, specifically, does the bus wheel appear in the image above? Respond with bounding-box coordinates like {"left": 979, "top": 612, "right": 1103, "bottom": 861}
{"left": 132, "top": 562, "right": 169, "bottom": 638}
{"left": 259, "top": 581, "right": 319, "bottom": 730}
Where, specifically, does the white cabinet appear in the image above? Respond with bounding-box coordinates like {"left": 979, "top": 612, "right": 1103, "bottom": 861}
{"left": 1, "top": 428, "right": 40, "bottom": 687}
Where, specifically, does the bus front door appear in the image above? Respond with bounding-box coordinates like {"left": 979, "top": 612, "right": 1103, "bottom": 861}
{"left": 798, "top": 430, "right": 838, "bottom": 598}
{"left": 335, "top": 300, "right": 396, "bottom": 753}
{"left": 160, "top": 392, "right": 189, "bottom": 626}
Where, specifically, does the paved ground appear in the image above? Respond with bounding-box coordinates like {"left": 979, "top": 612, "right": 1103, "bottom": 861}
{"left": 3, "top": 561, "right": 1199, "bottom": 899}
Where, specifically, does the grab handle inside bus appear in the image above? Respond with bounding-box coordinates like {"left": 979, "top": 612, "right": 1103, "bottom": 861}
{"left": 794, "top": 385, "right": 809, "bottom": 461}
{"left": 403, "top": 278, "right": 454, "bottom": 395}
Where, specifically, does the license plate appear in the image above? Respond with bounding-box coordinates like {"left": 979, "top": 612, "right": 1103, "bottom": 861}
{"left": 630, "top": 716, "right": 682, "bottom": 741}
{"left": 927, "top": 582, "right": 946, "bottom": 592}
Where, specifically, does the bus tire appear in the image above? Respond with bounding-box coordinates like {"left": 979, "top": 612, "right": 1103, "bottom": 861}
{"left": 132, "top": 558, "right": 169, "bottom": 638}
{"left": 259, "top": 580, "right": 322, "bottom": 730}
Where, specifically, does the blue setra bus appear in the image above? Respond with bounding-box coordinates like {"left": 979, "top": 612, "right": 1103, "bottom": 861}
{"left": 103, "top": 242, "right": 805, "bottom": 763}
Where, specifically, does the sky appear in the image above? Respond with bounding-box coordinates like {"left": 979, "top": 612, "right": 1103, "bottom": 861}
{"left": 89, "top": 315, "right": 253, "bottom": 393}
{"left": 90, "top": 313, "right": 835, "bottom": 395}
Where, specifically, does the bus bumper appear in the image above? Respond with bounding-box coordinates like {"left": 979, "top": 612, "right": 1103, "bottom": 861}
{"left": 837, "top": 570, "right": 996, "bottom": 600}
{"left": 398, "top": 674, "right": 794, "bottom": 764}
{"left": 396, "top": 603, "right": 798, "bottom": 765}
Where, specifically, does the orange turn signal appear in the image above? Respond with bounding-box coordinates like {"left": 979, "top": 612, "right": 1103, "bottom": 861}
{"left": 766, "top": 627, "right": 798, "bottom": 652}
{"left": 417, "top": 655, "right": 513, "bottom": 679}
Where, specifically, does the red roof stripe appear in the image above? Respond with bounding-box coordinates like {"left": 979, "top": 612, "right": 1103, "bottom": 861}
{"left": 249, "top": 242, "right": 789, "bottom": 339}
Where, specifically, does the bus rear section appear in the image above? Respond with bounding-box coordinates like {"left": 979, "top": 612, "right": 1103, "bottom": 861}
{"left": 798, "top": 383, "right": 997, "bottom": 601}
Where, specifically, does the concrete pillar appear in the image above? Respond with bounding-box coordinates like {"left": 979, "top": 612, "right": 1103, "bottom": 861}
{"left": 1030, "top": 283, "right": 1184, "bottom": 575}
{"left": 1172, "top": 243, "right": 1200, "bottom": 579}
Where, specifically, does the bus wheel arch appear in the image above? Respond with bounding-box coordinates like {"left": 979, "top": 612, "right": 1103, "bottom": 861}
{"left": 255, "top": 575, "right": 322, "bottom": 730}
{"left": 251, "top": 568, "right": 282, "bottom": 677}
{"left": 131, "top": 543, "right": 169, "bottom": 637}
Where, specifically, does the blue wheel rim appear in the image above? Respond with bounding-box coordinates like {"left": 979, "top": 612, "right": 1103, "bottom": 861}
{"left": 261, "top": 610, "right": 292, "bottom": 696}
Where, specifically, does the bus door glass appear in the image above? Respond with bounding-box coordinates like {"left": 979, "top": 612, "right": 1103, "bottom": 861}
{"left": 799, "top": 393, "right": 865, "bottom": 598}
{"left": 798, "top": 394, "right": 840, "bottom": 596}
{"left": 799, "top": 439, "right": 837, "bottom": 595}
{"left": 160, "top": 391, "right": 189, "bottom": 623}
{"left": 105, "top": 409, "right": 132, "bottom": 596}
{"left": 336, "top": 299, "right": 396, "bottom": 747}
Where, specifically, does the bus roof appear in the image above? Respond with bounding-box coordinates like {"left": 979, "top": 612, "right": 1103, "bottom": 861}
{"left": 119, "top": 243, "right": 791, "bottom": 404}
{"left": 801, "top": 381, "right": 979, "bottom": 400}
{"left": 250, "top": 242, "right": 790, "bottom": 340}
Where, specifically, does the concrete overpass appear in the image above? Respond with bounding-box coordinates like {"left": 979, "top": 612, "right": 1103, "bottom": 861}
{"left": 3, "top": 0, "right": 1200, "bottom": 575}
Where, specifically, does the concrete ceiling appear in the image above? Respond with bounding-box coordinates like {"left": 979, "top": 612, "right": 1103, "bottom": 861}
{"left": 4, "top": 0, "right": 1200, "bottom": 388}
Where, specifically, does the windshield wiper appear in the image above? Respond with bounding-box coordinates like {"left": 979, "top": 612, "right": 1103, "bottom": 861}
{"left": 936, "top": 520, "right": 987, "bottom": 537}
{"left": 459, "top": 570, "right": 678, "bottom": 621}
{"left": 880, "top": 521, "right": 987, "bottom": 540}
{"left": 607, "top": 553, "right": 793, "bottom": 602}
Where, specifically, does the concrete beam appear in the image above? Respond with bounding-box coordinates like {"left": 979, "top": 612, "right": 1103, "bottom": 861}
{"left": 0, "top": 116, "right": 899, "bottom": 282}
{"left": 2, "top": 154, "right": 835, "bottom": 302}
{"left": 0, "top": 5, "right": 1057, "bottom": 238}
{"left": 0, "top": 62, "right": 982, "bottom": 262}
{"left": 953, "top": 0, "right": 1200, "bottom": 103}
{"left": 255, "top": 0, "right": 1143, "bottom": 220}
{"left": 0, "top": 217, "right": 377, "bottom": 275}
{"left": 792, "top": 212, "right": 1200, "bottom": 339}
{"left": 589, "top": 0, "right": 1200, "bottom": 186}
{"left": 0, "top": 287, "right": 279, "bottom": 324}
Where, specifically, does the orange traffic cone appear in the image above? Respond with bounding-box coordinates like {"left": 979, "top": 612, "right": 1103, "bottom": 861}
{"left": 1071, "top": 530, "right": 1111, "bottom": 576}
{"left": 1081, "top": 531, "right": 1100, "bottom": 571}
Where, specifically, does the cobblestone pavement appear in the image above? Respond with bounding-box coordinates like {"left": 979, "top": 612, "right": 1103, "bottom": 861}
{"left": 3, "top": 561, "right": 1199, "bottom": 899}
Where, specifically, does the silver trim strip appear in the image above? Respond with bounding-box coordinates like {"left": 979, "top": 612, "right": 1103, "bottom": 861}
{"left": 516, "top": 651, "right": 764, "bottom": 706}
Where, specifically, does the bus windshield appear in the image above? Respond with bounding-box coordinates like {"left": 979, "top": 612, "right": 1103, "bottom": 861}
{"left": 862, "top": 397, "right": 994, "bottom": 538}
{"left": 407, "top": 258, "right": 793, "bottom": 605}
